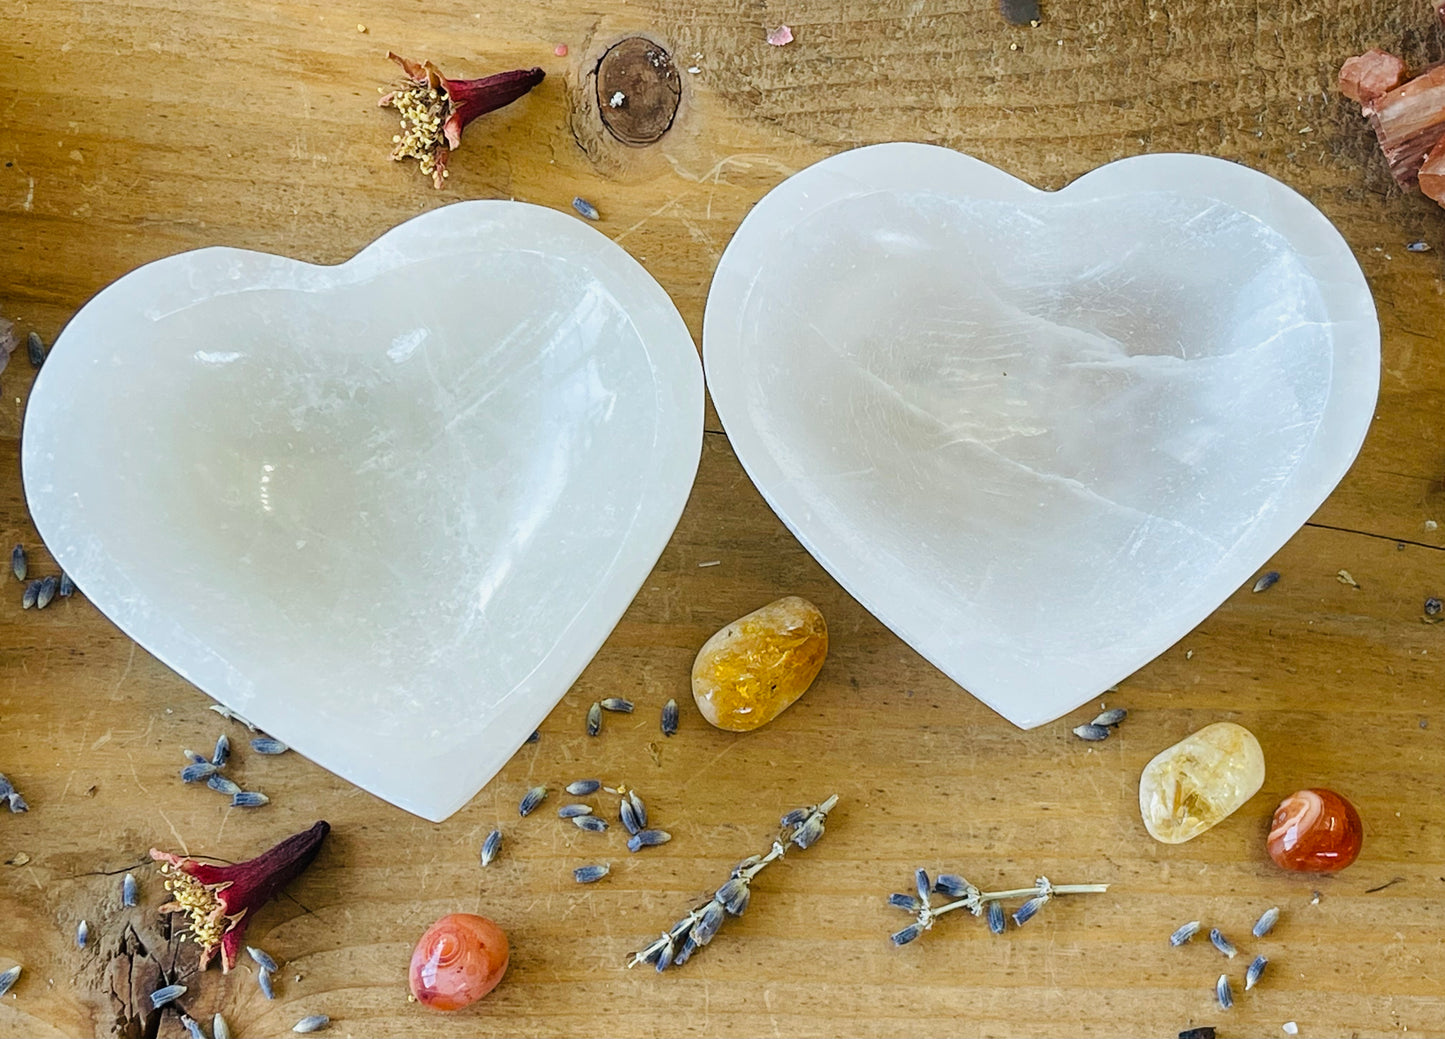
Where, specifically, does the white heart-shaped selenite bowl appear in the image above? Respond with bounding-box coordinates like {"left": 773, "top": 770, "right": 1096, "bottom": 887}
{"left": 24, "top": 201, "right": 703, "bottom": 820}
{"left": 704, "top": 143, "right": 1378, "bottom": 728}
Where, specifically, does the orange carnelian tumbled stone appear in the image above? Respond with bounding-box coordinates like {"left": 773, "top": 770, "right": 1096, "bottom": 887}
{"left": 691, "top": 596, "right": 828, "bottom": 731}
{"left": 1267, "top": 788, "right": 1363, "bottom": 872}
{"left": 409, "top": 913, "right": 509, "bottom": 1010}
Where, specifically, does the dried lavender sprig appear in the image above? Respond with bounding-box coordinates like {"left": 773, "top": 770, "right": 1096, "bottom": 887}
{"left": 887, "top": 873, "right": 1109, "bottom": 943}
{"left": 627, "top": 794, "right": 839, "bottom": 972}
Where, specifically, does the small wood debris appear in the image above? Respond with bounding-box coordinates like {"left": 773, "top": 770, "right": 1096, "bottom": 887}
{"left": 1336, "top": 569, "right": 1360, "bottom": 588}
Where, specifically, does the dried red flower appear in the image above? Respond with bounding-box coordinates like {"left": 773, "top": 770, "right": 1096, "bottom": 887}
{"left": 379, "top": 53, "right": 545, "bottom": 187}
{"left": 150, "top": 820, "right": 330, "bottom": 972}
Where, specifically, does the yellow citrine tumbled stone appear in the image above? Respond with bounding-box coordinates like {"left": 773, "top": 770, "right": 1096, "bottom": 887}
{"left": 1139, "top": 722, "right": 1265, "bottom": 843}
{"left": 691, "top": 596, "right": 828, "bottom": 732}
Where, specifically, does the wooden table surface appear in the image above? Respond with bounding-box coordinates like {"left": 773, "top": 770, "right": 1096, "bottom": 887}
{"left": 3, "top": 1, "right": 1445, "bottom": 1036}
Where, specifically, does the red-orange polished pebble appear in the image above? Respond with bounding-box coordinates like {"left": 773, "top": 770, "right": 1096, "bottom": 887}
{"left": 1267, "top": 788, "right": 1363, "bottom": 872}
{"left": 409, "top": 913, "right": 510, "bottom": 1010}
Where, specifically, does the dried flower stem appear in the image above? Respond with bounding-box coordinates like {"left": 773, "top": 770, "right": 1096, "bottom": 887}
{"left": 627, "top": 794, "right": 838, "bottom": 972}
{"left": 890, "top": 872, "right": 1108, "bottom": 945}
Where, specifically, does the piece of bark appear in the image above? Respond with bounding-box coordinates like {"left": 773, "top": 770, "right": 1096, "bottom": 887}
{"left": 1420, "top": 137, "right": 1445, "bottom": 204}
{"left": 1339, "top": 48, "right": 1407, "bottom": 106}
{"left": 1365, "top": 64, "right": 1445, "bottom": 188}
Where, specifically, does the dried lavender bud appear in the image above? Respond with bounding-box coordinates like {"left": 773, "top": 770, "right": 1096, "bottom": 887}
{"left": 212, "top": 733, "right": 231, "bottom": 767}
{"left": 1208, "top": 927, "right": 1236, "bottom": 959}
{"left": 914, "top": 869, "right": 932, "bottom": 903}
{"left": 1012, "top": 896, "right": 1047, "bottom": 926}
{"left": 525, "top": 729, "right": 541, "bottom": 743}
{"left": 10, "top": 545, "right": 25, "bottom": 582}
{"left": 1215, "top": 973, "right": 1232, "bottom": 1009}
{"left": 76, "top": 919, "right": 89, "bottom": 948}
{"left": 627, "top": 829, "right": 671, "bottom": 851}
{"left": 1245, "top": 954, "right": 1267, "bottom": 990}
{"left": 661, "top": 698, "right": 678, "bottom": 736}
{"left": 1252, "top": 906, "right": 1280, "bottom": 938}
{"left": 890, "top": 922, "right": 925, "bottom": 946}
{"left": 293, "top": 1016, "right": 330, "bottom": 1033}
{"left": 672, "top": 934, "right": 697, "bottom": 967}
{"left": 573, "top": 815, "right": 609, "bottom": 832}
{"left": 1169, "top": 920, "right": 1201, "bottom": 946}
{"left": 26, "top": 331, "right": 44, "bottom": 368}
{"left": 1426, "top": 596, "right": 1443, "bottom": 617}
{"left": 1091, "top": 708, "right": 1127, "bottom": 727}
{"left": 933, "top": 874, "right": 973, "bottom": 898}
{"left": 150, "top": 984, "right": 186, "bottom": 1009}
{"left": 180, "top": 1015, "right": 206, "bottom": 1039}
{"left": 57, "top": 572, "right": 74, "bottom": 598}
{"left": 574, "top": 864, "right": 610, "bottom": 883}
{"left": 587, "top": 701, "right": 602, "bottom": 736}
{"left": 21, "top": 580, "right": 40, "bottom": 609}
{"left": 627, "top": 790, "right": 648, "bottom": 828}
{"left": 790, "top": 810, "right": 827, "bottom": 849}
{"left": 207, "top": 774, "right": 242, "bottom": 797}
{"left": 558, "top": 804, "right": 593, "bottom": 818}
{"left": 6, "top": 789, "right": 26, "bottom": 813}
{"left": 182, "top": 749, "right": 206, "bottom": 764}
{"left": 518, "top": 785, "right": 548, "bottom": 816}
{"left": 601, "top": 697, "right": 634, "bottom": 713}
{"left": 258, "top": 968, "right": 275, "bottom": 999}
{"left": 0, "top": 965, "right": 19, "bottom": 998}
{"left": 248, "top": 946, "right": 279, "bottom": 972}
{"left": 34, "top": 576, "right": 58, "bottom": 609}
{"left": 213, "top": 1014, "right": 233, "bottom": 1039}
{"left": 1253, "top": 570, "right": 1280, "bottom": 592}
{"left": 122, "top": 872, "right": 137, "bottom": 907}
{"left": 1407, "top": 240, "right": 1431, "bottom": 252}
{"left": 1072, "top": 723, "right": 1110, "bottom": 741}
{"left": 715, "top": 877, "right": 751, "bottom": 916}
{"left": 1178, "top": 1029, "right": 1216, "bottom": 1039}
{"left": 250, "top": 737, "right": 288, "bottom": 755}
{"left": 888, "top": 893, "right": 922, "bottom": 911}
{"left": 231, "top": 791, "right": 269, "bottom": 808}
{"left": 481, "top": 828, "right": 501, "bottom": 866}
{"left": 572, "top": 196, "right": 601, "bottom": 221}
{"left": 619, "top": 798, "right": 641, "bottom": 835}
{"left": 180, "top": 761, "right": 217, "bottom": 783}
{"left": 779, "top": 807, "right": 809, "bottom": 829}
{"left": 987, "top": 900, "right": 1006, "bottom": 935}
{"left": 566, "top": 779, "right": 600, "bottom": 796}
{"left": 692, "top": 900, "right": 726, "bottom": 946}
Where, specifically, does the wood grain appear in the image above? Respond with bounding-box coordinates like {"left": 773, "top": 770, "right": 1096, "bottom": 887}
{"left": 3, "top": 0, "right": 1445, "bottom": 1036}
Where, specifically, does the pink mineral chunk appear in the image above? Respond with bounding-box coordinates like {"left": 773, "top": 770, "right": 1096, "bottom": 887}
{"left": 766, "top": 24, "right": 794, "bottom": 47}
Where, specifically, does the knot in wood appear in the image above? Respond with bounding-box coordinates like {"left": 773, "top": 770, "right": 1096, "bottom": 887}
{"left": 596, "top": 37, "right": 681, "bottom": 146}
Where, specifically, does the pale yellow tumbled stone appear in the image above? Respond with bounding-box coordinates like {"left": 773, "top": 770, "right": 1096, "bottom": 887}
{"left": 1139, "top": 722, "right": 1265, "bottom": 844}
{"left": 691, "top": 596, "right": 828, "bottom": 732}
